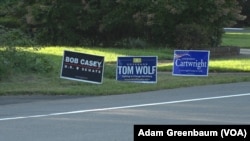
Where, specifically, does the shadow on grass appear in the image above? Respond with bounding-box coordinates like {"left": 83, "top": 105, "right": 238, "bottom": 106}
{"left": 0, "top": 48, "right": 250, "bottom": 95}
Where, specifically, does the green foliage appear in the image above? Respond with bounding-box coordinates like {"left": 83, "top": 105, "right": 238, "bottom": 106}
{"left": 165, "top": 0, "right": 245, "bottom": 48}
{"left": 114, "top": 38, "right": 148, "bottom": 48}
{"left": 237, "top": 0, "right": 250, "bottom": 27}
{"left": 0, "top": 25, "right": 36, "bottom": 47}
{"left": 174, "top": 23, "right": 210, "bottom": 49}
{"left": 0, "top": 26, "right": 54, "bottom": 79}
{"left": 0, "top": 49, "right": 54, "bottom": 74}
{"left": 0, "top": 49, "right": 54, "bottom": 79}
{"left": 23, "top": 0, "right": 84, "bottom": 45}
{"left": 0, "top": 0, "right": 25, "bottom": 28}
{"left": 0, "top": 17, "right": 20, "bottom": 28}
{"left": 0, "top": 0, "right": 246, "bottom": 48}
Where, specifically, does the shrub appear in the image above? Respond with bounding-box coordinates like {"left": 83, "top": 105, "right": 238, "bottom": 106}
{"left": 173, "top": 23, "right": 210, "bottom": 49}
{"left": 0, "top": 49, "right": 55, "bottom": 80}
{"left": 114, "top": 38, "right": 148, "bottom": 48}
{"left": 0, "top": 26, "right": 54, "bottom": 79}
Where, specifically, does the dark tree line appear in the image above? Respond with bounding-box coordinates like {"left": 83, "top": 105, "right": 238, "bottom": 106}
{"left": 0, "top": 0, "right": 248, "bottom": 48}
{"left": 235, "top": 0, "right": 250, "bottom": 27}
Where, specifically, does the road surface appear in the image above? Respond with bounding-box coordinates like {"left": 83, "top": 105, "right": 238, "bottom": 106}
{"left": 0, "top": 82, "right": 250, "bottom": 141}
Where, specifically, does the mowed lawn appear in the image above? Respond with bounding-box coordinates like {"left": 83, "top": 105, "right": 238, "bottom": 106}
{"left": 0, "top": 31, "right": 250, "bottom": 95}
{"left": 222, "top": 30, "right": 250, "bottom": 48}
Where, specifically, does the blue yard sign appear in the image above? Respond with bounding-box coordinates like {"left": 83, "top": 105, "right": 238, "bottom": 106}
{"left": 172, "top": 50, "right": 210, "bottom": 76}
{"left": 116, "top": 56, "right": 157, "bottom": 83}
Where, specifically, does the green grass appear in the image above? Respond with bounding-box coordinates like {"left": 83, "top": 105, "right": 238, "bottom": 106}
{"left": 0, "top": 46, "right": 250, "bottom": 96}
{"left": 222, "top": 32, "right": 250, "bottom": 48}
{"left": 1, "top": 31, "right": 250, "bottom": 96}
{"left": 1, "top": 72, "right": 250, "bottom": 96}
{"left": 35, "top": 46, "right": 174, "bottom": 60}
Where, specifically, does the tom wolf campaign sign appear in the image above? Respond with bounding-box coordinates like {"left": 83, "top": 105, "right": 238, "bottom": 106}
{"left": 60, "top": 50, "right": 104, "bottom": 84}
{"left": 172, "top": 50, "right": 210, "bottom": 76}
{"left": 116, "top": 56, "right": 157, "bottom": 83}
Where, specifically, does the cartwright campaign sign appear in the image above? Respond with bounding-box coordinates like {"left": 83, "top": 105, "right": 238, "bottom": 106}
{"left": 60, "top": 50, "right": 104, "bottom": 84}
{"left": 172, "top": 50, "right": 210, "bottom": 76}
{"left": 116, "top": 56, "right": 157, "bottom": 83}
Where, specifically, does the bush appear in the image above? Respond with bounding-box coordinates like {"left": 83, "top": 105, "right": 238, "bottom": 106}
{"left": 0, "top": 26, "right": 54, "bottom": 79}
{"left": 0, "top": 49, "right": 55, "bottom": 80}
{"left": 114, "top": 38, "right": 148, "bottom": 48}
{"left": 173, "top": 23, "right": 210, "bottom": 49}
{"left": 0, "top": 25, "right": 37, "bottom": 47}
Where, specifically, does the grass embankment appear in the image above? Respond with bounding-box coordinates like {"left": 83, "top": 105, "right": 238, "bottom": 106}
{"left": 0, "top": 31, "right": 250, "bottom": 96}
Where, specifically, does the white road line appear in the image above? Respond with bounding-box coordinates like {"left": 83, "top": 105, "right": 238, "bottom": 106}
{"left": 0, "top": 93, "right": 250, "bottom": 121}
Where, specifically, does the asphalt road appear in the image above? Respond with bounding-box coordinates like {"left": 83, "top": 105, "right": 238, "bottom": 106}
{"left": 0, "top": 82, "right": 250, "bottom": 141}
